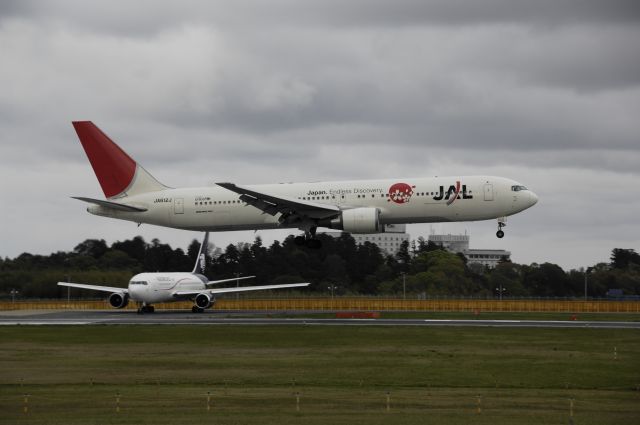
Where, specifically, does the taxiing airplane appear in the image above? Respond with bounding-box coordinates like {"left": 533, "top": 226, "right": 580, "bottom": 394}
{"left": 71, "top": 121, "right": 538, "bottom": 247}
{"left": 58, "top": 232, "right": 309, "bottom": 313}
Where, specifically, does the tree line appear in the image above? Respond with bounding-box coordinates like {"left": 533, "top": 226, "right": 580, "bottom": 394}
{"left": 1, "top": 234, "right": 639, "bottom": 300}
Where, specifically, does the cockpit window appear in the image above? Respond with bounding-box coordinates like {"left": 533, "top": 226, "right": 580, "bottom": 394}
{"left": 511, "top": 185, "right": 527, "bottom": 192}
{"left": 130, "top": 281, "right": 148, "bottom": 285}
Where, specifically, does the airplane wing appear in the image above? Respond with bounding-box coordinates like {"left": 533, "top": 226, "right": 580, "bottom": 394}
{"left": 58, "top": 282, "right": 128, "bottom": 293}
{"left": 216, "top": 182, "right": 340, "bottom": 222}
{"left": 206, "top": 276, "right": 256, "bottom": 286}
{"left": 174, "top": 282, "right": 310, "bottom": 297}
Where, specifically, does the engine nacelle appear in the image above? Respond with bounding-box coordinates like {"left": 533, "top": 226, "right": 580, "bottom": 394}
{"left": 329, "top": 207, "right": 383, "bottom": 234}
{"left": 194, "top": 293, "right": 213, "bottom": 309}
{"left": 108, "top": 292, "right": 129, "bottom": 309}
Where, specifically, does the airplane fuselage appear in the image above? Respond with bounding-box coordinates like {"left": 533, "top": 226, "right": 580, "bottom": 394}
{"left": 127, "top": 272, "right": 207, "bottom": 304}
{"left": 87, "top": 176, "right": 537, "bottom": 232}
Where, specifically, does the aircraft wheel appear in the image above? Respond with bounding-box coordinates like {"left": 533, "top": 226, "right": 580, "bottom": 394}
{"left": 496, "top": 230, "right": 505, "bottom": 238}
{"left": 137, "top": 308, "right": 143, "bottom": 315}
{"left": 147, "top": 306, "right": 155, "bottom": 313}
{"left": 294, "top": 236, "right": 306, "bottom": 246}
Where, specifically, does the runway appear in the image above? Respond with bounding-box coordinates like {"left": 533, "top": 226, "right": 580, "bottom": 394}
{"left": 1, "top": 310, "right": 639, "bottom": 328}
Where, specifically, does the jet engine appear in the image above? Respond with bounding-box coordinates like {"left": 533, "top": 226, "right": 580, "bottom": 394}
{"left": 327, "top": 207, "right": 383, "bottom": 234}
{"left": 108, "top": 292, "right": 129, "bottom": 309}
{"left": 194, "top": 293, "right": 213, "bottom": 309}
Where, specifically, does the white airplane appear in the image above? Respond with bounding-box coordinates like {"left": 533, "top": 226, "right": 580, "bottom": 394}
{"left": 58, "top": 232, "right": 310, "bottom": 313}
{"left": 71, "top": 121, "right": 538, "bottom": 246}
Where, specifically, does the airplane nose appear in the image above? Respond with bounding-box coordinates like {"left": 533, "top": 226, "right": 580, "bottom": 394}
{"left": 128, "top": 285, "right": 141, "bottom": 301}
{"left": 528, "top": 191, "right": 539, "bottom": 207}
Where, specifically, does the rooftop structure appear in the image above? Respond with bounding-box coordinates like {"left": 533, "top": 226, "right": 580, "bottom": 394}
{"left": 427, "top": 234, "right": 469, "bottom": 253}
{"left": 428, "top": 233, "right": 510, "bottom": 268}
{"left": 463, "top": 249, "right": 511, "bottom": 268}
{"left": 323, "top": 224, "right": 410, "bottom": 256}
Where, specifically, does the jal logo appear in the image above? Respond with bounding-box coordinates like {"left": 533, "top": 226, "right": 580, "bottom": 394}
{"left": 433, "top": 181, "right": 473, "bottom": 205}
{"left": 388, "top": 182, "right": 415, "bottom": 204}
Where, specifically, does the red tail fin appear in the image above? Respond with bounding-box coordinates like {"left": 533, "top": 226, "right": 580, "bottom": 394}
{"left": 72, "top": 121, "right": 136, "bottom": 198}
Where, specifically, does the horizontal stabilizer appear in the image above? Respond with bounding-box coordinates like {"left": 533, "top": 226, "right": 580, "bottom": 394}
{"left": 72, "top": 197, "right": 147, "bottom": 212}
{"left": 206, "top": 276, "right": 255, "bottom": 286}
{"left": 174, "top": 282, "right": 309, "bottom": 297}
{"left": 209, "top": 282, "right": 310, "bottom": 294}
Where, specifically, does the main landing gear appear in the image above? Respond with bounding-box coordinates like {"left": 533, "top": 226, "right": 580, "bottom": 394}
{"left": 294, "top": 226, "right": 322, "bottom": 249}
{"left": 137, "top": 305, "right": 155, "bottom": 314}
{"left": 496, "top": 219, "right": 506, "bottom": 239}
{"left": 191, "top": 306, "right": 205, "bottom": 313}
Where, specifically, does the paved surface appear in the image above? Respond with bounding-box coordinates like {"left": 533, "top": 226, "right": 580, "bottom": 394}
{"left": 1, "top": 310, "right": 639, "bottom": 328}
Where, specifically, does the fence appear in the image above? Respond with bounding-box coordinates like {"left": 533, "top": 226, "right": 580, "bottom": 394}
{"left": 0, "top": 385, "right": 618, "bottom": 424}
{"left": 1, "top": 298, "right": 639, "bottom": 313}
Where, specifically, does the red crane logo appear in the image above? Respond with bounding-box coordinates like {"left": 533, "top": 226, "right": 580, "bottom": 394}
{"left": 388, "top": 183, "right": 415, "bottom": 204}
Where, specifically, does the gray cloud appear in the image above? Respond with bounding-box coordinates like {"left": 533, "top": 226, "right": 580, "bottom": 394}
{"left": 0, "top": 0, "right": 638, "bottom": 269}
{"left": 5, "top": 1, "right": 640, "bottom": 32}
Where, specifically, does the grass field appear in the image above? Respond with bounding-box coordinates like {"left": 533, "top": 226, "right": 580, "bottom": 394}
{"left": 1, "top": 325, "right": 639, "bottom": 424}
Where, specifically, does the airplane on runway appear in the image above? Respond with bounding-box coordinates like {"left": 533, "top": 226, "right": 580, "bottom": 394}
{"left": 57, "top": 232, "right": 309, "bottom": 313}
{"left": 70, "top": 121, "right": 538, "bottom": 246}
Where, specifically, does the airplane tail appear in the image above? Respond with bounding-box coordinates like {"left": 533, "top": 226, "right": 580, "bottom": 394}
{"left": 192, "top": 232, "right": 210, "bottom": 274}
{"left": 72, "top": 121, "right": 168, "bottom": 199}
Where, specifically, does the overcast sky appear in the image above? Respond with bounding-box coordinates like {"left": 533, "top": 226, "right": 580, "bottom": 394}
{"left": 1, "top": 0, "right": 639, "bottom": 270}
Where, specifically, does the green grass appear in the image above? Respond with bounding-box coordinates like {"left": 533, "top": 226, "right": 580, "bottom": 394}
{"left": 1, "top": 325, "right": 639, "bottom": 424}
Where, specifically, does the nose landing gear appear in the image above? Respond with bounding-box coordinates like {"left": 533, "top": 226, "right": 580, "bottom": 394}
{"left": 137, "top": 304, "right": 155, "bottom": 314}
{"left": 496, "top": 219, "right": 506, "bottom": 238}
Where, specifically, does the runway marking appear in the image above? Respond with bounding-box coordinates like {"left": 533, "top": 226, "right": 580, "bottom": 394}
{"left": 1, "top": 315, "right": 639, "bottom": 329}
{"left": 0, "top": 321, "right": 92, "bottom": 325}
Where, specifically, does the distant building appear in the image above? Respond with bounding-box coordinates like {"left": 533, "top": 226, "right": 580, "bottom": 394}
{"left": 428, "top": 233, "right": 510, "bottom": 268}
{"left": 323, "top": 224, "right": 410, "bottom": 256}
{"left": 462, "top": 249, "right": 511, "bottom": 268}
{"left": 427, "top": 234, "right": 469, "bottom": 253}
